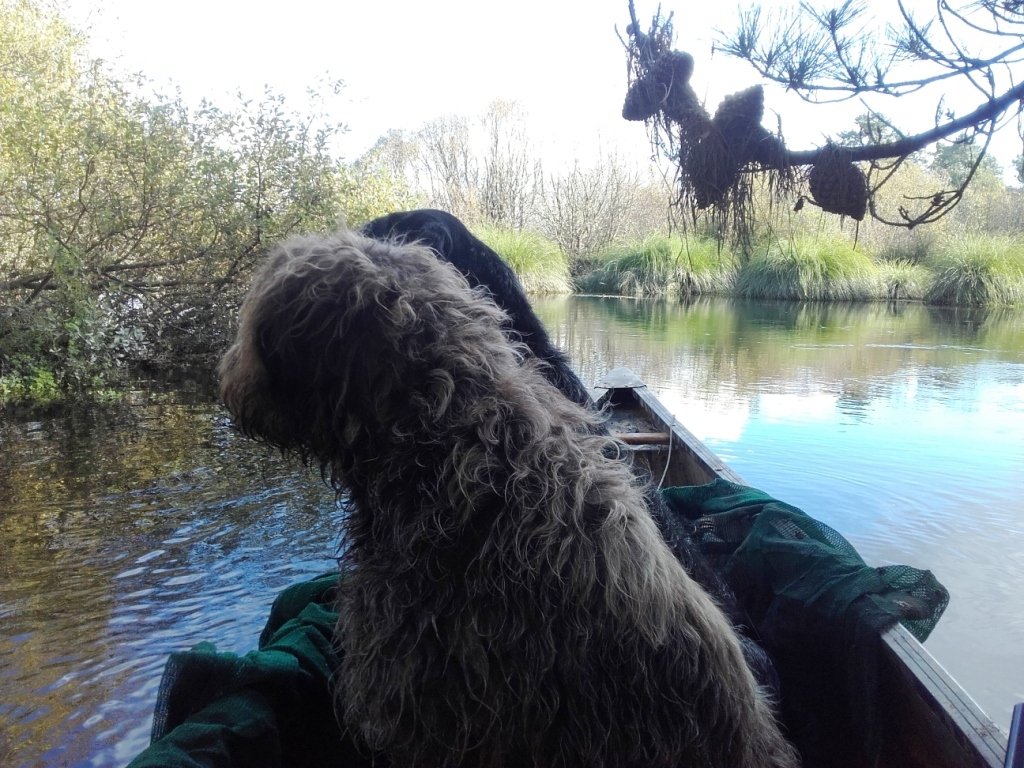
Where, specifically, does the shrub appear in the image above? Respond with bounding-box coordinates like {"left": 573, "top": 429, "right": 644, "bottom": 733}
{"left": 0, "top": 368, "right": 61, "bottom": 406}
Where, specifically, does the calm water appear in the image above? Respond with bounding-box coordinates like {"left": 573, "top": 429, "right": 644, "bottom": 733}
{"left": 1, "top": 298, "right": 1022, "bottom": 766}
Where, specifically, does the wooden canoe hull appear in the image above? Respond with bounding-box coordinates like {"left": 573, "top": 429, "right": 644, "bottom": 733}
{"left": 595, "top": 366, "right": 1008, "bottom": 768}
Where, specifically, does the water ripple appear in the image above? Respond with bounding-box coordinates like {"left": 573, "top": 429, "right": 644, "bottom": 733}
{"left": 0, "top": 400, "right": 342, "bottom": 767}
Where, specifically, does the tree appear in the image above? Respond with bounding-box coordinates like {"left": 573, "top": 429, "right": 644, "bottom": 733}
{"left": 931, "top": 136, "right": 1003, "bottom": 188}
{"left": 341, "top": 140, "right": 422, "bottom": 227}
{"left": 364, "top": 102, "right": 676, "bottom": 259}
{"left": 1, "top": 71, "right": 344, "bottom": 382}
{"left": 540, "top": 153, "right": 641, "bottom": 267}
{"left": 478, "top": 100, "right": 540, "bottom": 230}
{"left": 405, "top": 101, "right": 543, "bottom": 229}
{"left": 620, "top": 0, "right": 1024, "bottom": 230}
{"left": 416, "top": 115, "right": 479, "bottom": 223}
{"left": 0, "top": 0, "right": 381, "bottom": 396}
{"left": 835, "top": 113, "right": 925, "bottom": 167}
{"left": 537, "top": 150, "right": 679, "bottom": 271}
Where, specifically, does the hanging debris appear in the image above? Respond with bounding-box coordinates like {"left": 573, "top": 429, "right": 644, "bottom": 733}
{"left": 621, "top": 75, "right": 662, "bottom": 122}
{"left": 620, "top": 1, "right": 1011, "bottom": 232}
{"left": 622, "top": 47, "right": 703, "bottom": 129}
{"left": 619, "top": 4, "right": 794, "bottom": 242}
{"left": 711, "top": 86, "right": 786, "bottom": 168}
{"left": 682, "top": 86, "right": 793, "bottom": 209}
{"left": 808, "top": 144, "right": 869, "bottom": 221}
{"left": 685, "top": 131, "right": 735, "bottom": 210}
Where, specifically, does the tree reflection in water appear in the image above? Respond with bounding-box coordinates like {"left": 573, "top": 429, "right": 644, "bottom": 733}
{"left": 1, "top": 297, "right": 1022, "bottom": 766}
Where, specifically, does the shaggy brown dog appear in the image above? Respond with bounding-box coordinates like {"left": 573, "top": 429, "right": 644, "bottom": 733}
{"left": 359, "top": 210, "right": 778, "bottom": 690}
{"left": 219, "top": 230, "right": 800, "bottom": 768}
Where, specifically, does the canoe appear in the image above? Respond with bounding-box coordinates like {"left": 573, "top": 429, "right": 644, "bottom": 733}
{"left": 594, "top": 365, "right": 1010, "bottom": 768}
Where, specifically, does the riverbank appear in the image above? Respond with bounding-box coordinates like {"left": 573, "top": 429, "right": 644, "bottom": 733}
{"left": 482, "top": 228, "right": 1024, "bottom": 306}
{"left": 3, "top": 228, "right": 1022, "bottom": 407}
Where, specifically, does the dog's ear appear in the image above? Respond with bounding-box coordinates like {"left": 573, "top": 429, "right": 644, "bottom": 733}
{"left": 419, "top": 218, "right": 456, "bottom": 258}
{"left": 218, "top": 319, "right": 307, "bottom": 451}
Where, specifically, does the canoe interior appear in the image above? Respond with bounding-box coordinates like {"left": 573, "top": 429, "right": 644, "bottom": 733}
{"left": 595, "top": 366, "right": 1008, "bottom": 768}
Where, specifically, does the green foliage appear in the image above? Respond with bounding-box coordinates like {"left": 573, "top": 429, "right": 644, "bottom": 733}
{"left": 472, "top": 226, "right": 571, "bottom": 294}
{"left": 925, "top": 235, "right": 1024, "bottom": 306}
{"left": 0, "top": 1, "right": 401, "bottom": 399}
{"left": 0, "top": 367, "right": 60, "bottom": 406}
{"left": 931, "top": 137, "right": 1003, "bottom": 188}
{"left": 735, "top": 236, "right": 881, "bottom": 301}
{"left": 578, "top": 235, "right": 736, "bottom": 297}
{"left": 0, "top": 4, "right": 333, "bottom": 376}
{"left": 837, "top": 113, "right": 928, "bottom": 166}
{"left": 339, "top": 149, "right": 422, "bottom": 227}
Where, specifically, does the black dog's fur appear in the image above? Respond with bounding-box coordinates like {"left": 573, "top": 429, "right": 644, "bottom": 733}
{"left": 361, "top": 209, "right": 593, "bottom": 408}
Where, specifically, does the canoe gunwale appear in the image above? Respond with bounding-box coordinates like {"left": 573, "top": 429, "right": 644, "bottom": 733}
{"left": 593, "top": 365, "right": 1008, "bottom": 768}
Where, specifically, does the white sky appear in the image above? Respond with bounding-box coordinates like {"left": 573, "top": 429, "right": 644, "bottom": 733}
{"left": 62, "top": 0, "right": 1024, "bottom": 178}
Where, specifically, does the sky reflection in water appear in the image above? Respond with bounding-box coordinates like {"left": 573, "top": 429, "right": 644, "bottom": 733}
{"left": 537, "top": 296, "right": 1024, "bottom": 726}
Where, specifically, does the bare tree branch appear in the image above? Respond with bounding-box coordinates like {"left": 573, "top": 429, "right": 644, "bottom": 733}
{"left": 621, "top": 1, "right": 1024, "bottom": 230}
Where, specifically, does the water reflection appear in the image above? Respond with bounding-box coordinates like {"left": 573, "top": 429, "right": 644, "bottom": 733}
{"left": 1, "top": 298, "right": 1022, "bottom": 766}
{"left": 537, "top": 296, "right": 1024, "bottom": 727}
{"left": 0, "top": 399, "right": 339, "bottom": 767}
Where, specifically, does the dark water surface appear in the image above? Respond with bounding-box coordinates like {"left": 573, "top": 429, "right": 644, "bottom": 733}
{"left": 1, "top": 298, "right": 1022, "bottom": 766}
{"left": 0, "top": 394, "right": 341, "bottom": 766}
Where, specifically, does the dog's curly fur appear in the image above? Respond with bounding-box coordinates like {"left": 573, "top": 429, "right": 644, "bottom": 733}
{"left": 360, "top": 210, "right": 778, "bottom": 690}
{"left": 219, "top": 229, "right": 800, "bottom": 768}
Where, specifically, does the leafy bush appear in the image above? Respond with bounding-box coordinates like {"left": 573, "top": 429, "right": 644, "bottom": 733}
{"left": 0, "top": 1, "right": 406, "bottom": 397}
{"left": 0, "top": 368, "right": 60, "bottom": 406}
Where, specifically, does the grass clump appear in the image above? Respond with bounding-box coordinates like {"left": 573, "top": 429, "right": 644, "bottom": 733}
{"left": 735, "top": 236, "right": 881, "bottom": 301}
{"left": 578, "top": 234, "right": 736, "bottom": 297}
{"left": 877, "top": 260, "right": 932, "bottom": 301}
{"left": 925, "top": 235, "right": 1024, "bottom": 306}
{"left": 473, "top": 226, "right": 572, "bottom": 295}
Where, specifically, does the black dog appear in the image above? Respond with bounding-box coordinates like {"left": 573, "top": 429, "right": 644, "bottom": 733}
{"left": 361, "top": 209, "right": 593, "bottom": 408}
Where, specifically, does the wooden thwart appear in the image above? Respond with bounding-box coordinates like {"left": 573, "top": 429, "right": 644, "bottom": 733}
{"left": 611, "top": 431, "right": 670, "bottom": 445}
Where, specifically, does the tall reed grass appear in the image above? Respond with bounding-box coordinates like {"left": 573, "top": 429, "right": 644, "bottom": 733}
{"left": 473, "top": 226, "right": 572, "bottom": 294}
{"left": 577, "top": 235, "right": 736, "bottom": 296}
{"left": 877, "top": 260, "right": 932, "bottom": 301}
{"left": 925, "top": 235, "right": 1024, "bottom": 306}
{"left": 555, "top": 227, "right": 1024, "bottom": 306}
{"left": 735, "top": 236, "right": 881, "bottom": 301}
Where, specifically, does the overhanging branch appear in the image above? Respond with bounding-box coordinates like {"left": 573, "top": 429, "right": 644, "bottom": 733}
{"left": 621, "top": 1, "right": 1024, "bottom": 229}
{"left": 782, "top": 78, "right": 1024, "bottom": 166}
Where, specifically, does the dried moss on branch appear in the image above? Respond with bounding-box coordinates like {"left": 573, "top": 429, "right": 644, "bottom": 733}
{"left": 621, "top": 0, "right": 1024, "bottom": 230}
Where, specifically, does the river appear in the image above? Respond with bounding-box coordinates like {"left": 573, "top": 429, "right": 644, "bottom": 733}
{"left": 1, "top": 297, "right": 1022, "bottom": 766}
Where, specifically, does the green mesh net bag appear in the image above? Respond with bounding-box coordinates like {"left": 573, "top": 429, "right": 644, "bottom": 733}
{"left": 661, "top": 478, "right": 949, "bottom": 765}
